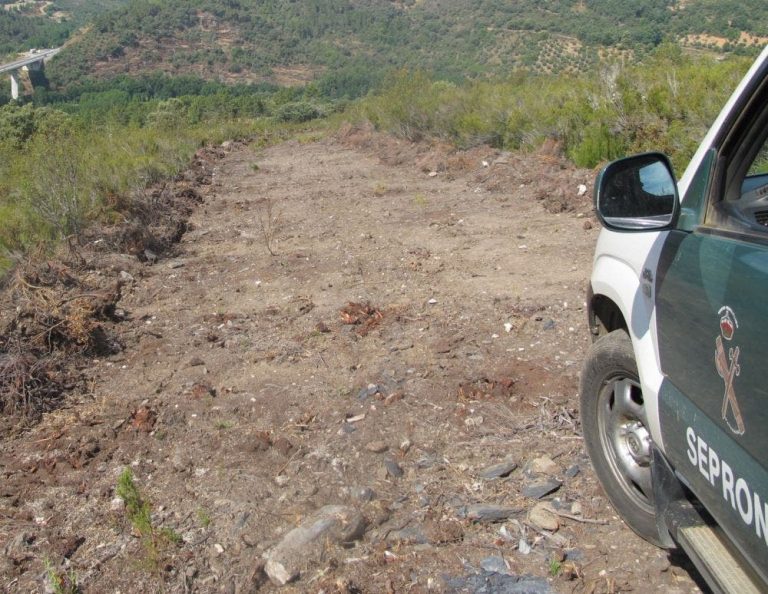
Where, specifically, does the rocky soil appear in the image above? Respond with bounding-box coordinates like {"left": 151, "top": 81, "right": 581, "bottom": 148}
{"left": 0, "top": 128, "right": 705, "bottom": 593}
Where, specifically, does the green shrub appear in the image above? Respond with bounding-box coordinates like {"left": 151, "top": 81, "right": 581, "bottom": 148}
{"left": 357, "top": 52, "right": 753, "bottom": 169}
{"left": 116, "top": 468, "right": 153, "bottom": 538}
{"left": 0, "top": 100, "right": 274, "bottom": 277}
{"left": 275, "top": 101, "right": 325, "bottom": 123}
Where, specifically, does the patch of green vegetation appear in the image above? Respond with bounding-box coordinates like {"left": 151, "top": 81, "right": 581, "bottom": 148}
{"left": 116, "top": 468, "right": 152, "bottom": 538}
{"left": 0, "top": 79, "right": 303, "bottom": 276}
{"left": 196, "top": 508, "right": 211, "bottom": 528}
{"left": 115, "top": 468, "right": 182, "bottom": 570}
{"left": 44, "top": 558, "right": 79, "bottom": 594}
{"left": 159, "top": 526, "right": 183, "bottom": 545}
{"left": 356, "top": 49, "right": 753, "bottom": 170}
{"left": 413, "top": 193, "right": 428, "bottom": 208}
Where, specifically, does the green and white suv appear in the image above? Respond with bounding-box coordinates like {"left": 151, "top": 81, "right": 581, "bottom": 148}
{"left": 581, "top": 45, "right": 768, "bottom": 593}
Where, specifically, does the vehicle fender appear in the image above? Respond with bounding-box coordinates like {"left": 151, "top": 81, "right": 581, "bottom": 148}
{"left": 590, "top": 230, "right": 670, "bottom": 449}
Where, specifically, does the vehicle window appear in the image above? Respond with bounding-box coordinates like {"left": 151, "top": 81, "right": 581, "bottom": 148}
{"left": 707, "top": 84, "right": 768, "bottom": 234}
{"left": 736, "top": 134, "right": 768, "bottom": 228}
{"left": 747, "top": 141, "right": 768, "bottom": 177}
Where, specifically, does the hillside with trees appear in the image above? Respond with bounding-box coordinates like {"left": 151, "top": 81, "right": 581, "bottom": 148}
{"left": 39, "top": 0, "right": 768, "bottom": 95}
{"left": 0, "top": 0, "right": 762, "bottom": 270}
{"left": 0, "top": 0, "right": 129, "bottom": 57}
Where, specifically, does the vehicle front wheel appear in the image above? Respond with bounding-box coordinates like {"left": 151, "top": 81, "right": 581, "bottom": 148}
{"left": 580, "top": 329, "right": 662, "bottom": 545}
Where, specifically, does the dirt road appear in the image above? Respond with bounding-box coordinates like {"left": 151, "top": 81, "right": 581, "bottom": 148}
{"left": 0, "top": 130, "right": 703, "bottom": 593}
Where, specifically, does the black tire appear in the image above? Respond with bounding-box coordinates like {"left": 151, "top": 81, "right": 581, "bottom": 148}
{"left": 580, "top": 329, "right": 662, "bottom": 545}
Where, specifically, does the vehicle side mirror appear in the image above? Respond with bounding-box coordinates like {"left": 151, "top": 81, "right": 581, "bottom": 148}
{"left": 595, "top": 152, "right": 680, "bottom": 231}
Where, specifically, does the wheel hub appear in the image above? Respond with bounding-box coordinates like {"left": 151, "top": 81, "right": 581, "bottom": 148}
{"left": 623, "top": 421, "right": 651, "bottom": 465}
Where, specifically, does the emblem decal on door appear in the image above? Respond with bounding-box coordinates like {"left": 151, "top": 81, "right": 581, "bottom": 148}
{"left": 715, "top": 306, "right": 745, "bottom": 435}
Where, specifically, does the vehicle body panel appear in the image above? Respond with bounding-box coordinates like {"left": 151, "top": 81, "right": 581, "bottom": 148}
{"left": 659, "top": 381, "right": 768, "bottom": 584}
{"left": 590, "top": 230, "right": 669, "bottom": 446}
{"left": 586, "top": 45, "right": 768, "bottom": 586}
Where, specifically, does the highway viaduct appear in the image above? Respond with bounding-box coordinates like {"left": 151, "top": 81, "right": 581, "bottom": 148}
{"left": 0, "top": 48, "right": 60, "bottom": 100}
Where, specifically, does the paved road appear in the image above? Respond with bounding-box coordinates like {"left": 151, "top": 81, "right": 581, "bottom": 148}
{"left": 0, "top": 48, "right": 60, "bottom": 74}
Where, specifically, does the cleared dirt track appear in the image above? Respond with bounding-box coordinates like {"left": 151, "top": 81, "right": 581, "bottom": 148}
{"left": 0, "top": 131, "right": 703, "bottom": 593}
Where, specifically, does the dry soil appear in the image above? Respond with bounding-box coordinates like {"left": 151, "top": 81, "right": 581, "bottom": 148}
{"left": 0, "top": 129, "right": 705, "bottom": 594}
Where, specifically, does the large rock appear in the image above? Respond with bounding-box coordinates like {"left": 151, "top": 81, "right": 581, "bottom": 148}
{"left": 263, "top": 505, "right": 366, "bottom": 585}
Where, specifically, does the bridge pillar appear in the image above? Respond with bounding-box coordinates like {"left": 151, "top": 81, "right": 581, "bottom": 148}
{"left": 9, "top": 70, "right": 19, "bottom": 101}
{"left": 1, "top": 51, "right": 58, "bottom": 101}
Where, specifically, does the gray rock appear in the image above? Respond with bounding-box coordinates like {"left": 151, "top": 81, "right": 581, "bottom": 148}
{"left": 353, "top": 487, "right": 375, "bottom": 503}
{"left": 416, "top": 453, "right": 438, "bottom": 469}
{"left": 357, "top": 384, "right": 380, "bottom": 401}
{"left": 387, "top": 526, "right": 429, "bottom": 545}
{"left": 565, "top": 549, "right": 583, "bottom": 561}
{"left": 444, "top": 571, "right": 551, "bottom": 593}
{"left": 462, "top": 504, "right": 521, "bottom": 523}
{"left": 479, "top": 458, "right": 518, "bottom": 480}
{"left": 171, "top": 450, "right": 191, "bottom": 472}
{"left": 110, "top": 496, "right": 125, "bottom": 512}
{"left": 118, "top": 270, "right": 135, "bottom": 283}
{"left": 565, "top": 464, "right": 580, "bottom": 478}
{"left": 167, "top": 259, "right": 186, "bottom": 269}
{"left": 263, "top": 505, "right": 366, "bottom": 585}
{"left": 521, "top": 479, "right": 562, "bottom": 500}
{"left": 480, "top": 556, "right": 512, "bottom": 575}
{"left": 384, "top": 459, "right": 404, "bottom": 478}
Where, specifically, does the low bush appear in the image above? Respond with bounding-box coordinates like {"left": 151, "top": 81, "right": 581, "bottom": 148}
{"left": 275, "top": 100, "right": 325, "bottom": 123}
{"left": 0, "top": 101, "right": 268, "bottom": 275}
{"left": 357, "top": 50, "right": 753, "bottom": 170}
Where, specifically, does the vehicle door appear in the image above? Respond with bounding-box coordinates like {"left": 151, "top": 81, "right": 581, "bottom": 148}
{"left": 655, "top": 73, "right": 768, "bottom": 580}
